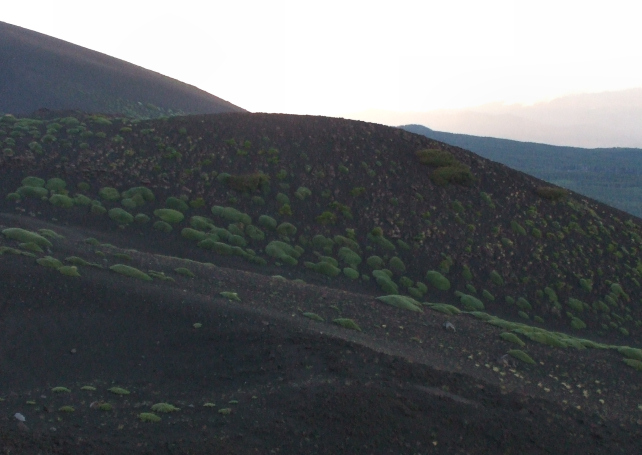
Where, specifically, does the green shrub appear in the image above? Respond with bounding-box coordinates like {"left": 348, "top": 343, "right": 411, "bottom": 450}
{"left": 339, "top": 247, "right": 362, "bottom": 268}
{"left": 316, "top": 211, "right": 337, "bottom": 225}
{"left": 6, "top": 192, "right": 20, "bottom": 201}
{"left": 134, "top": 213, "right": 150, "bottom": 223}
{"left": 245, "top": 225, "right": 265, "bottom": 241}
{"left": 570, "top": 317, "right": 586, "bottom": 329}
{"left": 334, "top": 235, "right": 360, "bottom": 253}
{"left": 462, "top": 265, "right": 473, "bottom": 281}
{"left": 388, "top": 256, "right": 406, "bottom": 274}
{"left": 166, "top": 197, "right": 189, "bottom": 212}
{"left": 122, "top": 187, "right": 155, "bottom": 203}
{"left": 482, "top": 290, "right": 494, "bottom": 301}
{"left": 516, "top": 297, "right": 532, "bottom": 311}
{"left": 153, "top": 221, "right": 173, "bottom": 233}
{"left": 508, "top": 350, "right": 535, "bottom": 365}
{"left": 399, "top": 276, "right": 414, "bottom": 288}
{"left": 211, "top": 206, "right": 251, "bottom": 224}
{"left": 154, "top": 208, "right": 184, "bottom": 224}
{"left": 258, "top": 215, "right": 277, "bottom": 230}
{"left": 265, "top": 241, "right": 301, "bottom": 265}
{"left": 37, "top": 256, "right": 63, "bottom": 269}
{"left": 2, "top": 228, "right": 53, "bottom": 248}
{"left": 59, "top": 265, "right": 81, "bottom": 277}
{"left": 500, "top": 332, "right": 525, "bottom": 347}
{"left": 313, "top": 235, "right": 335, "bottom": 253}
{"left": 343, "top": 267, "right": 359, "bottom": 280}
{"left": 90, "top": 203, "right": 107, "bottom": 215}
{"left": 567, "top": 298, "right": 585, "bottom": 312}
{"left": 49, "top": 194, "right": 74, "bottom": 208}
{"left": 617, "top": 346, "right": 642, "bottom": 361}
{"left": 536, "top": 186, "right": 568, "bottom": 201}
{"left": 121, "top": 198, "right": 137, "bottom": 209}
{"left": 416, "top": 149, "right": 457, "bottom": 167}
{"left": 489, "top": 270, "right": 504, "bottom": 286}
{"left": 518, "top": 311, "right": 529, "bottom": 319}
{"left": 431, "top": 165, "right": 474, "bottom": 186}
{"left": 45, "top": 178, "right": 66, "bottom": 192}
{"left": 151, "top": 403, "right": 180, "bottom": 413}
{"left": 17, "top": 185, "right": 48, "bottom": 198}
{"left": 426, "top": 303, "right": 461, "bottom": 315}
{"left": 366, "top": 255, "right": 384, "bottom": 269}
{"left": 109, "top": 264, "right": 152, "bottom": 281}
{"left": 457, "top": 293, "right": 484, "bottom": 311}
{"left": 511, "top": 220, "right": 526, "bottom": 235}
{"left": 227, "top": 172, "right": 269, "bottom": 193}
{"left": 19, "top": 242, "right": 43, "bottom": 253}
{"left": 294, "top": 186, "right": 312, "bottom": 200}
{"left": 139, "top": 412, "right": 161, "bottom": 422}
{"left": 190, "top": 216, "right": 214, "bottom": 231}
{"left": 305, "top": 261, "right": 341, "bottom": 277}
{"left": 376, "top": 295, "right": 422, "bottom": 312}
{"left": 21, "top": 176, "right": 45, "bottom": 187}
{"left": 425, "top": 271, "right": 450, "bottom": 290}
{"left": 333, "top": 318, "right": 362, "bottom": 331}
{"left": 108, "top": 208, "right": 134, "bottom": 225}
{"left": 99, "top": 187, "right": 121, "bottom": 201}
{"left": 372, "top": 270, "right": 399, "bottom": 294}
{"left": 276, "top": 222, "right": 297, "bottom": 237}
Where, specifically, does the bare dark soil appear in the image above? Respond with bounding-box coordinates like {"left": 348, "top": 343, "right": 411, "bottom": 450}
{"left": 1, "top": 213, "right": 641, "bottom": 454}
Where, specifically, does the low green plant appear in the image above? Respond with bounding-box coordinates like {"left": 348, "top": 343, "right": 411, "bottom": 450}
{"left": 2, "top": 228, "right": 53, "bottom": 248}
{"left": 108, "top": 208, "right": 134, "bottom": 225}
{"left": 425, "top": 271, "right": 450, "bottom": 291}
{"left": 175, "top": 267, "right": 196, "bottom": 277}
{"left": 108, "top": 387, "right": 130, "bottom": 395}
{"left": 376, "top": 295, "right": 423, "bottom": 312}
{"left": 220, "top": 291, "right": 241, "bottom": 301}
{"left": 154, "top": 208, "right": 184, "bottom": 224}
{"left": 99, "top": 187, "right": 121, "bottom": 201}
{"left": 508, "top": 349, "right": 535, "bottom": 365}
{"left": 109, "top": 264, "right": 152, "bottom": 281}
{"left": 151, "top": 403, "right": 180, "bottom": 413}
{"left": 499, "top": 332, "right": 525, "bottom": 347}
{"left": 333, "top": 318, "right": 362, "bottom": 331}
{"left": 302, "top": 312, "right": 325, "bottom": 322}
{"left": 139, "top": 412, "right": 161, "bottom": 422}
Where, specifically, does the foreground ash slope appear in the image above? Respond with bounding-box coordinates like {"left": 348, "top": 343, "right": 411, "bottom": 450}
{"left": 1, "top": 111, "right": 642, "bottom": 453}
{"left": 0, "top": 21, "right": 245, "bottom": 117}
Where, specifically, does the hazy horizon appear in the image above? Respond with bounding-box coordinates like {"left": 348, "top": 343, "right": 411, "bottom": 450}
{"left": 4, "top": 1, "right": 642, "bottom": 148}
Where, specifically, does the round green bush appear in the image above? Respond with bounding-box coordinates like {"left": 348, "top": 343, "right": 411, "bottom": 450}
{"left": 190, "top": 216, "right": 214, "bottom": 231}
{"left": 21, "top": 176, "right": 45, "bottom": 187}
{"left": 99, "top": 187, "right": 121, "bottom": 201}
{"left": 122, "top": 186, "right": 154, "bottom": 203}
{"left": 276, "top": 192, "right": 290, "bottom": 206}
{"left": 425, "top": 271, "right": 450, "bottom": 291}
{"left": 388, "top": 256, "right": 406, "bottom": 274}
{"left": 489, "top": 270, "right": 504, "bottom": 286}
{"left": 258, "top": 215, "right": 277, "bottom": 230}
{"left": 166, "top": 196, "right": 189, "bottom": 212}
{"left": 49, "top": 194, "right": 74, "bottom": 208}
{"left": 110, "top": 264, "right": 152, "bottom": 281}
{"left": 134, "top": 213, "right": 150, "bottom": 223}
{"left": 45, "top": 178, "right": 67, "bottom": 192}
{"left": 73, "top": 194, "right": 92, "bottom": 206}
{"left": 154, "top": 209, "right": 185, "bottom": 224}
{"left": 265, "top": 241, "right": 301, "bottom": 265}
{"left": 17, "top": 185, "right": 48, "bottom": 199}
{"left": 372, "top": 270, "right": 399, "bottom": 294}
{"left": 108, "top": 208, "right": 134, "bottom": 224}
{"left": 338, "top": 247, "right": 362, "bottom": 268}
{"left": 458, "top": 293, "right": 484, "bottom": 311}
{"left": 294, "top": 187, "right": 311, "bottom": 200}
{"left": 366, "top": 255, "right": 384, "bottom": 270}
{"left": 276, "top": 222, "right": 297, "bottom": 237}
{"left": 6, "top": 192, "right": 20, "bottom": 201}
{"left": 181, "top": 228, "right": 209, "bottom": 242}
{"left": 343, "top": 267, "right": 359, "bottom": 280}
{"left": 245, "top": 225, "right": 265, "bottom": 241}
{"left": 2, "top": 228, "right": 52, "bottom": 248}
{"left": 228, "top": 234, "right": 247, "bottom": 247}
{"left": 90, "top": 203, "right": 107, "bottom": 215}
{"left": 121, "top": 198, "right": 138, "bottom": 209}
{"left": 153, "top": 221, "right": 173, "bottom": 233}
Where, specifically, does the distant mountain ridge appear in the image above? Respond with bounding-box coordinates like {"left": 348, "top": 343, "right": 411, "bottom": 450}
{"left": 0, "top": 21, "right": 245, "bottom": 118}
{"left": 400, "top": 124, "right": 642, "bottom": 219}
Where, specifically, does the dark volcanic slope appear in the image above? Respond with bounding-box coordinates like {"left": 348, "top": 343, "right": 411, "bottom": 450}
{"left": 2, "top": 112, "right": 642, "bottom": 453}
{"left": 0, "top": 22, "right": 245, "bottom": 117}
{"left": 400, "top": 123, "right": 642, "bottom": 219}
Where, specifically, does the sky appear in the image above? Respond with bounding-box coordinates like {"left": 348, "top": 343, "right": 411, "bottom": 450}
{"left": 4, "top": 0, "right": 642, "bottom": 144}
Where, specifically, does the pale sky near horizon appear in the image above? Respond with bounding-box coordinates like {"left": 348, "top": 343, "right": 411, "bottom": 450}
{"left": 3, "top": 0, "right": 642, "bottom": 118}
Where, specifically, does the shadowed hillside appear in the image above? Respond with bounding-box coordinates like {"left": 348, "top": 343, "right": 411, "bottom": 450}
{"left": 401, "top": 123, "right": 642, "bottom": 219}
{"left": 1, "top": 112, "right": 642, "bottom": 453}
{"left": 0, "top": 22, "right": 245, "bottom": 118}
